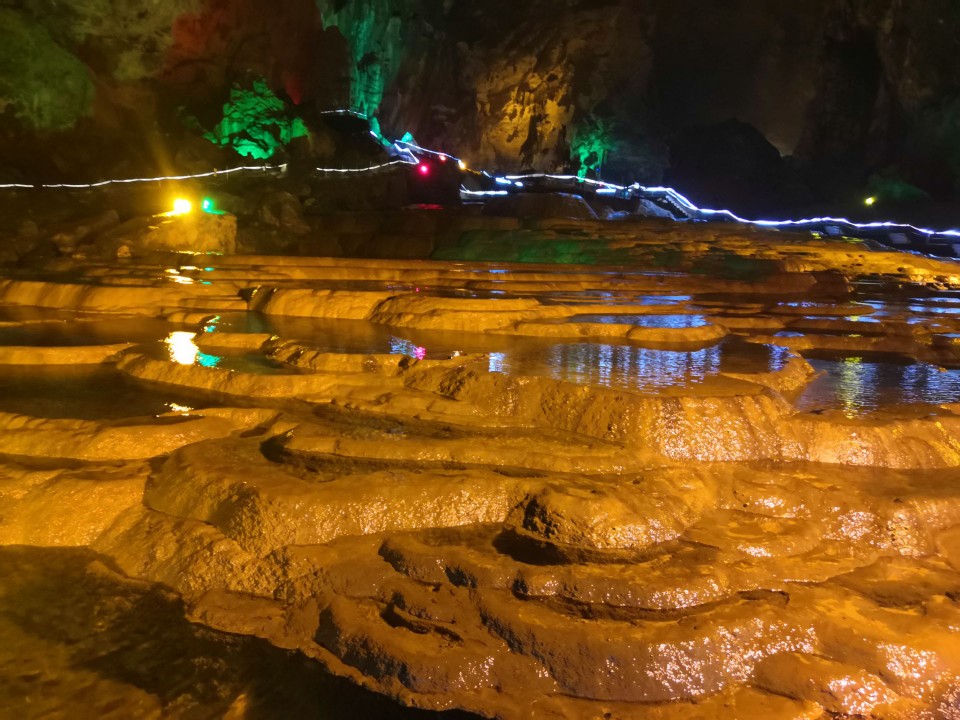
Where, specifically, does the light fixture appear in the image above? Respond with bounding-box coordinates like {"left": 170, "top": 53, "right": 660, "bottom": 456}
{"left": 171, "top": 198, "right": 193, "bottom": 215}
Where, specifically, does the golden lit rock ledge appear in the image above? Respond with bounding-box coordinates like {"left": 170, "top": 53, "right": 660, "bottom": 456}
{"left": 2, "top": 246, "right": 960, "bottom": 719}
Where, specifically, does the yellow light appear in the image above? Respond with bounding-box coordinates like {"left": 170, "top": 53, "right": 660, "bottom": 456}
{"left": 458, "top": 160, "right": 468, "bottom": 171}
{"left": 171, "top": 198, "right": 193, "bottom": 215}
{"left": 865, "top": 196, "right": 877, "bottom": 206}
{"left": 164, "top": 331, "right": 199, "bottom": 365}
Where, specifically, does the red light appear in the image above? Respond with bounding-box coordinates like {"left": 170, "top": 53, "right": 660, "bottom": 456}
{"left": 418, "top": 163, "right": 430, "bottom": 176}
{"left": 438, "top": 155, "right": 447, "bottom": 163}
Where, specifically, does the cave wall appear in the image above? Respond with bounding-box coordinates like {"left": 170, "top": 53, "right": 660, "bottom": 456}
{"left": 0, "top": 0, "right": 957, "bottom": 204}
{"left": 795, "top": 0, "right": 960, "bottom": 201}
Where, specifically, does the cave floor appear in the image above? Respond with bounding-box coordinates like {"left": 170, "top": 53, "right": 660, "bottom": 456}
{"left": 3, "top": 235, "right": 960, "bottom": 719}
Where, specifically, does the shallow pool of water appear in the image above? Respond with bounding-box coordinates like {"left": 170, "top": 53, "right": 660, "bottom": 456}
{"left": 798, "top": 354, "right": 960, "bottom": 414}
{"left": 202, "top": 316, "right": 792, "bottom": 391}
{"left": 483, "top": 338, "right": 792, "bottom": 390}
{"left": 0, "top": 366, "right": 216, "bottom": 420}
{"left": 0, "top": 317, "right": 172, "bottom": 347}
{"left": 569, "top": 313, "right": 710, "bottom": 328}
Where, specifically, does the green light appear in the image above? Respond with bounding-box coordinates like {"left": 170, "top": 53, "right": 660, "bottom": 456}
{"left": 203, "top": 79, "right": 308, "bottom": 160}
{"left": 368, "top": 116, "right": 392, "bottom": 148}
{"left": 571, "top": 117, "right": 613, "bottom": 179}
{"left": 319, "top": 1, "right": 404, "bottom": 116}
{"left": 867, "top": 174, "right": 930, "bottom": 203}
{"left": 200, "top": 197, "right": 226, "bottom": 215}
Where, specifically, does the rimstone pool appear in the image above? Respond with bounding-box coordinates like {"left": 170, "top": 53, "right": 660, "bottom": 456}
{"left": 4, "top": 236, "right": 960, "bottom": 719}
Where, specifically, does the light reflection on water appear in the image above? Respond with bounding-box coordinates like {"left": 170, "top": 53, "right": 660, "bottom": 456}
{"left": 570, "top": 314, "right": 709, "bottom": 328}
{"left": 798, "top": 356, "right": 960, "bottom": 414}
{"left": 159, "top": 331, "right": 290, "bottom": 375}
{"left": 210, "top": 316, "right": 791, "bottom": 391}
{"left": 496, "top": 342, "right": 728, "bottom": 389}
{"left": 539, "top": 294, "right": 692, "bottom": 306}
{"left": 207, "top": 313, "right": 960, "bottom": 406}
{"left": 164, "top": 331, "right": 222, "bottom": 368}
{"left": 389, "top": 337, "right": 427, "bottom": 360}
{"left": 485, "top": 341, "right": 793, "bottom": 390}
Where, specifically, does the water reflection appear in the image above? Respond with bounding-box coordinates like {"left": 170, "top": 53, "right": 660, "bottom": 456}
{"left": 518, "top": 342, "right": 725, "bottom": 389}
{"left": 570, "top": 314, "right": 709, "bottom": 328}
{"left": 163, "top": 332, "right": 222, "bottom": 368}
{"left": 485, "top": 340, "right": 792, "bottom": 391}
{"left": 165, "top": 402, "right": 195, "bottom": 414}
{"left": 389, "top": 336, "right": 427, "bottom": 360}
{"left": 799, "top": 355, "right": 960, "bottom": 414}
{"left": 203, "top": 315, "right": 792, "bottom": 392}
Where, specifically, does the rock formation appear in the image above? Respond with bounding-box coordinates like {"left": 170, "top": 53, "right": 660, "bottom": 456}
{"left": 1, "top": 213, "right": 960, "bottom": 716}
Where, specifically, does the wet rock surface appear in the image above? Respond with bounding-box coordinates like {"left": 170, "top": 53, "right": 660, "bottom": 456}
{"left": 2, "top": 227, "right": 960, "bottom": 718}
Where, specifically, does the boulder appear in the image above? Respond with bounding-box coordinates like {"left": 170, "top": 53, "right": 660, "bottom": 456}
{"left": 257, "top": 191, "right": 311, "bottom": 236}
{"left": 45, "top": 210, "right": 120, "bottom": 254}
{"left": 94, "top": 212, "right": 238, "bottom": 258}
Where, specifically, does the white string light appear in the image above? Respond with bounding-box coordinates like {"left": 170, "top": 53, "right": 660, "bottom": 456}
{"left": 317, "top": 109, "right": 368, "bottom": 119}
{"left": 460, "top": 187, "right": 509, "bottom": 197}
{"left": 490, "top": 173, "right": 960, "bottom": 238}
{"left": 315, "top": 158, "right": 416, "bottom": 174}
{"left": 0, "top": 165, "right": 285, "bottom": 190}
{"left": 1, "top": 108, "right": 956, "bottom": 238}
{"left": 394, "top": 140, "right": 458, "bottom": 164}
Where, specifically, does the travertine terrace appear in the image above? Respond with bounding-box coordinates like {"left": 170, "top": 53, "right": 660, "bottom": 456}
{"left": 4, "top": 219, "right": 960, "bottom": 719}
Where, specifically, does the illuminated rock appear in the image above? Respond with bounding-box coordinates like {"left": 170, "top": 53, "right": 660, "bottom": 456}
{"left": 0, "top": 408, "right": 275, "bottom": 462}
{"left": 96, "top": 212, "right": 238, "bottom": 258}
{"left": 0, "top": 463, "right": 147, "bottom": 546}
{"left": 0, "top": 343, "right": 132, "bottom": 365}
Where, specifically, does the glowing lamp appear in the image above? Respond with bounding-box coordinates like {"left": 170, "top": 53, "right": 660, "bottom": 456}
{"left": 438, "top": 155, "right": 447, "bottom": 163}
{"left": 171, "top": 198, "right": 193, "bottom": 215}
{"left": 201, "top": 198, "right": 214, "bottom": 212}
{"left": 418, "top": 163, "right": 430, "bottom": 177}
{"left": 865, "top": 196, "right": 877, "bottom": 206}
{"left": 458, "top": 160, "right": 468, "bottom": 171}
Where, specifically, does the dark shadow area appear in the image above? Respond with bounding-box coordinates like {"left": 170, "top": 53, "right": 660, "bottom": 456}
{"left": 0, "top": 546, "right": 479, "bottom": 719}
